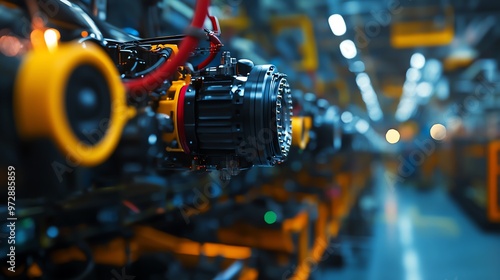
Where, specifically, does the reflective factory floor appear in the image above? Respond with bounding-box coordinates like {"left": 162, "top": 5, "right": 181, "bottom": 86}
{"left": 320, "top": 163, "right": 500, "bottom": 280}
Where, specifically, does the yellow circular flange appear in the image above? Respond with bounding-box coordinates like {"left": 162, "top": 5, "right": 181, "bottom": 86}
{"left": 14, "top": 41, "right": 135, "bottom": 166}
{"left": 291, "top": 116, "right": 312, "bottom": 150}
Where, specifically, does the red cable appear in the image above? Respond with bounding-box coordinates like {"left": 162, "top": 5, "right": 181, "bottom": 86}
{"left": 194, "top": 32, "right": 223, "bottom": 70}
{"left": 122, "top": 200, "right": 140, "bottom": 214}
{"left": 124, "top": 0, "right": 210, "bottom": 96}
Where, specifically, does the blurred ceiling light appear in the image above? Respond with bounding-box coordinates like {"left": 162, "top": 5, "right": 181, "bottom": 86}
{"left": 362, "top": 91, "right": 376, "bottom": 103}
{"left": 403, "top": 81, "right": 417, "bottom": 96}
{"left": 369, "top": 109, "right": 383, "bottom": 122}
{"left": 422, "top": 59, "right": 443, "bottom": 83}
{"left": 355, "top": 72, "right": 383, "bottom": 121}
{"left": 395, "top": 100, "right": 415, "bottom": 122}
{"left": 410, "top": 53, "right": 426, "bottom": 69}
{"left": 406, "top": 68, "right": 421, "bottom": 82}
{"left": 341, "top": 111, "right": 353, "bottom": 123}
{"left": 355, "top": 119, "right": 370, "bottom": 134}
{"left": 395, "top": 111, "right": 406, "bottom": 122}
{"left": 398, "top": 99, "right": 412, "bottom": 112}
{"left": 339, "top": 39, "right": 357, "bottom": 59}
{"left": 356, "top": 72, "right": 370, "bottom": 89}
{"left": 435, "top": 78, "right": 450, "bottom": 100}
{"left": 416, "top": 82, "right": 433, "bottom": 98}
{"left": 386, "top": 129, "right": 401, "bottom": 144}
{"left": 328, "top": 14, "right": 347, "bottom": 36}
{"left": 349, "top": 60, "right": 365, "bottom": 73}
{"left": 447, "top": 47, "right": 478, "bottom": 64}
{"left": 430, "top": 124, "right": 446, "bottom": 140}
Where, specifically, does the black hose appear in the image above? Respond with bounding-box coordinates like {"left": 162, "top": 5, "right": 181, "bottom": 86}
{"left": 132, "top": 49, "right": 171, "bottom": 78}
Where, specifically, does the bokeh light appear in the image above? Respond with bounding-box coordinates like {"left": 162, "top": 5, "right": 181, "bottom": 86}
{"left": 386, "top": 129, "right": 401, "bottom": 144}
{"left": 264, "top": 211, "right": 277, "bottom": 224}
{"left": 430, "top": 124, "right": 447, "bottom": 140}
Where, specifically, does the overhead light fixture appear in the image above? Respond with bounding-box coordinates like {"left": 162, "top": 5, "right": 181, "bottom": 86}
{"left": 341, "top": 111, "right": 353, "bottom": 123}
{"left": 355, "top": 119, "right": 370, "bottom": 134}
{"left": 403, "top": 81, "right": 417, "bottom": 96}
{"left": 410, "top": 53, "right": 426, "bottom": 69}
{"left": 435, "top": 78, "right": 450, "bottom": 100}
{"left": 395, "top": 53, "right": 432, "bottom": 122}
{"left": 328, "top": 14, "right": 347, "bottom": 36}
{"left": 395, "top": 111, "right": 406, "bottom": 122}
{"left": 354, "top": 72, "right": 383, "bottom": 121}
{"left": 395, "top": 97, "right": 416, "bottom": 122}
{"left": 349, "top": 61, "right": 365, "bottom": 73}
{"left": 356, "top": 72, "right": 371, "bottom": 89}
{"left": 339, "top": 39, "right": 357, "bottom": 59}
{"left": 416, "top": 82, "right": 433, "bottom": 98}
{"left": 406, "top": 68, "right": 421, "bottom": 82}
{"left": 370, "top": 108, "right": 383, "bottom": 121}
{"left": 422, "top": 59, "right": 443, "bottom": 83}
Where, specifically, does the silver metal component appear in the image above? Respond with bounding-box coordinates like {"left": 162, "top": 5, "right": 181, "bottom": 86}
{"left": 273, "top": 73, "right": 293, "bottom": 164}
{"left": 218, "top": 51, "right": 237, "bottom": 76}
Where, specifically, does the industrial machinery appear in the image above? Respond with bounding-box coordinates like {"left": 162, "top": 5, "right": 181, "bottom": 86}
{"left": 0, "top": 0, "right": 296, "bottom": 278}
{"left": 0, "top": 1, "right": 374, "bottom": 279}
{"left": 172, "top": 92, "right": 360, "bottom": 280}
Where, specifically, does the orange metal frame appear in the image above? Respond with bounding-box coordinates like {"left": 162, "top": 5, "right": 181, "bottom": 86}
{"left": 270, "top": 15, "right": 319, "bottom": 71}
{"left": 390, "top": 6, "right": 454, "bottom": 48}
{"left": 51, "top": 226, "right": 254, "bottom": 270}
{"left": 487, "top": 141, "right": 500, "bottom": 222}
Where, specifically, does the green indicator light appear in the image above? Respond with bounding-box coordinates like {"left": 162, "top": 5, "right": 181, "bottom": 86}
{"left": 264, "top": 211, "right": 277, "bottom": 224}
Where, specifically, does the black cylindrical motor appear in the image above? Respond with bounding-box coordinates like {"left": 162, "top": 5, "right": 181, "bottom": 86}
{"left": 180, "top": 52, "right": 292, "bottom": 170}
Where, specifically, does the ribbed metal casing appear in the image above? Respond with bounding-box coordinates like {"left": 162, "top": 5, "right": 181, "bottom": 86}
{"left": 195, "top": 78, "right": 245, "bottom": 155}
